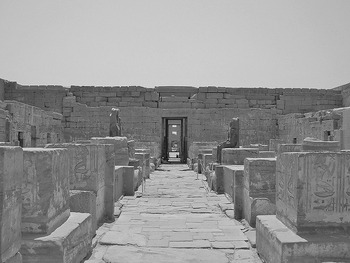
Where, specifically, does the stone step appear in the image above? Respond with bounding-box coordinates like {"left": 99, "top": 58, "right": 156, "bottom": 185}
{"left": 21, "top": 212, "right": 93, "bottom": 263}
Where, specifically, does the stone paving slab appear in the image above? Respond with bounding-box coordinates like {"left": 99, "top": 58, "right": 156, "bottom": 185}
{"left": 87, "top": 164, "right": 262, "bottom": 263}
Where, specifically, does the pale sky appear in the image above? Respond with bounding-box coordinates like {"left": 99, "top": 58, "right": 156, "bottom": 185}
{"left": 0, "top": 0, "right": 349, "bottom": 89}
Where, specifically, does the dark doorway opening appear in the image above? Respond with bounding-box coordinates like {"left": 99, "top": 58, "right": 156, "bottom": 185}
{"left": 162, "top": 117, "right": 187, "bottom": 163}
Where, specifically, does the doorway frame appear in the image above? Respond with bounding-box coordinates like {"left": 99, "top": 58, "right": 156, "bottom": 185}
{"left": 161, "top": 117, "right": 188, "bottom": 163}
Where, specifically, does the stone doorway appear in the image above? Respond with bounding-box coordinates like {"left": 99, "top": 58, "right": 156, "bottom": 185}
{"left": 162, "top": 117, "right": 187, "bottom": 163}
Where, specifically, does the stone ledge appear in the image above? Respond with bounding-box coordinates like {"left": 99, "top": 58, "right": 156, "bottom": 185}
{"left": 21, "top": 212, "right": 93, "bottom": 263}
{"left": 256, "top": 215, "right": 350, "bottom": 263}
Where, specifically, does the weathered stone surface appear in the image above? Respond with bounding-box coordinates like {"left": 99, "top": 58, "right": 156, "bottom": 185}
{"left": 244, "top": 158, "right": 276, "bottom": 197}
{"left": 135, "top": 152, "right": 150, "bottom": 179}
{"left": 276, "top": 143, "right": 301, "bottom": 156}
{"left": 249, "top": 144, "right": 268, "bottom": 151}
{"left": 202, "top": 154, "right": 213, "bottom": 174}
{"left": 46, "top": 143, "right": 107, "bottom": 225}
{"left": 188, "top": 142, "right": 218, "bottom": 160}
{"left": 258, "top": 151, "right": 275, "bottom": 158}
{"left": 269, "top": 139, "right": 286, "bottom": 152}
{"left": 302, "top": 137, "right": 341, "bottom": 152}
{"left": 4, "top": 252, "right": 22, "bottom": 263}
{"left": 114, "top": 166, "right": 124, "bottom": 201}
{"left": 0, "top": 147, "right": 23, "bottom": 262}
{"left": 104, "top": 144, "right": 115, "bottom": 221}
{"left": 277, "top": 151, "right": 350, "bottom": 234}
{"left": 22, "top": 148, "right": 70, "bottom": 235}
{"left": 220, "top": 165, "right": 244, "bottom": 219}
{"left": 257, "top": 215, "right": 350, "bottom": 263}
{"left": 102, "top": 246, "right": 230, "bottom": 263}
{"left": 91, "top": 136, "right": 129, "bottom": 165}
{"left": 69, "top": 190, "right": 97, "bottom": 232}
{"left": 21, "top": 212, "right": 92, "bottom": 263}
{"left": 115, "top": 166, "right": 136, "bottom": 201}
{"left": 127, "top": 140, "right": 135, "bottom": 159}
{"left": 243, "top": 158, "right": 276, "bottom": 227}
{"left": 221, "top": 148, "right": 259, "bottom": 165}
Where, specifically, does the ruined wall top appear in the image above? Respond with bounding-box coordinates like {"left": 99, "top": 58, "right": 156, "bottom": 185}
{"left": 0, "top": 77, "right": 345, "bottom": 115}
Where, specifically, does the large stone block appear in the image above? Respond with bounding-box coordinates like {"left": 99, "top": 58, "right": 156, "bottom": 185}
{"left": 302, "top": 137, "right": 341, "bottom": 152}
{"left": 114, "top": 166, "right": 135, "bottom": 201}
{"left": 257, "top": 215, "right": 350, "bottom": 263}
{"left": 69, "top": 190, "right": 97, "bottom": 232}
{"left": 221, "top": 148, "right": 259, "bottom": 165}
{"left": 243, "top": 158, "right": 276, "bottom": 227}
{"left": 21, "top": 212, "right": 92, "bottom": 263}
{"left": 277, "top": 151, "right": 350, "bottom": 234}
{"left": 220, "top": 165, "right": 244, "bottom": 219}
{"left": 0, "top": 147, "right": 23, "bottom": 262}
{"left": 91, "top": 136, "right": 129, "bottom": 165}
{"left": 22, "top": 148, "right": 70, "bottom": 235}
{"left": 45, "top": 143, "right": 108, "bottom": 225}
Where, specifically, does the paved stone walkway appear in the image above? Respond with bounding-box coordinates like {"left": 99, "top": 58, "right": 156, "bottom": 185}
{"left": 86, "top": 164, "right": 262, "bottom": 263}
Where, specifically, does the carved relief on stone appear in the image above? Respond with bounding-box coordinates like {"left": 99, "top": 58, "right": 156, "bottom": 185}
{"left": 73, "top": 145, "right": 89, "bottom": 185}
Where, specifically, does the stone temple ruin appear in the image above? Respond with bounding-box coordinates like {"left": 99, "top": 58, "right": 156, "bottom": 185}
{"left": 1, "top": 77, "right": 350, "bottom": 262}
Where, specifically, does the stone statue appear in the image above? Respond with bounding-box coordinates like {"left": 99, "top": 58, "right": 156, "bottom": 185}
{"left": 217, "top": 118, "right": 239, "bottom": 163}
{"left": 109, "top": 108, "right": 121, "bottom": 136}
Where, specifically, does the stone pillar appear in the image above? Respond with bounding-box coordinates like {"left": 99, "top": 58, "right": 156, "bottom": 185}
{"left": 0, "top": 146, "right": 23, "bottom": 263}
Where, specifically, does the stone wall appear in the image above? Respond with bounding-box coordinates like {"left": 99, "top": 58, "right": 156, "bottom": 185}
{"left": 3, "top": 79, "right": 68, "bottom": 113}
{"left": 63, "top": 96, "right": 278, "bottom": 155}
{"left": 5, "top": 100, "right": 64, "bottom": 146}
{"left": 277, "top": 108, "right": 343, "bottom": 145}
{"left": 68, "top": 85, "right": 342, "bottom": 115}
